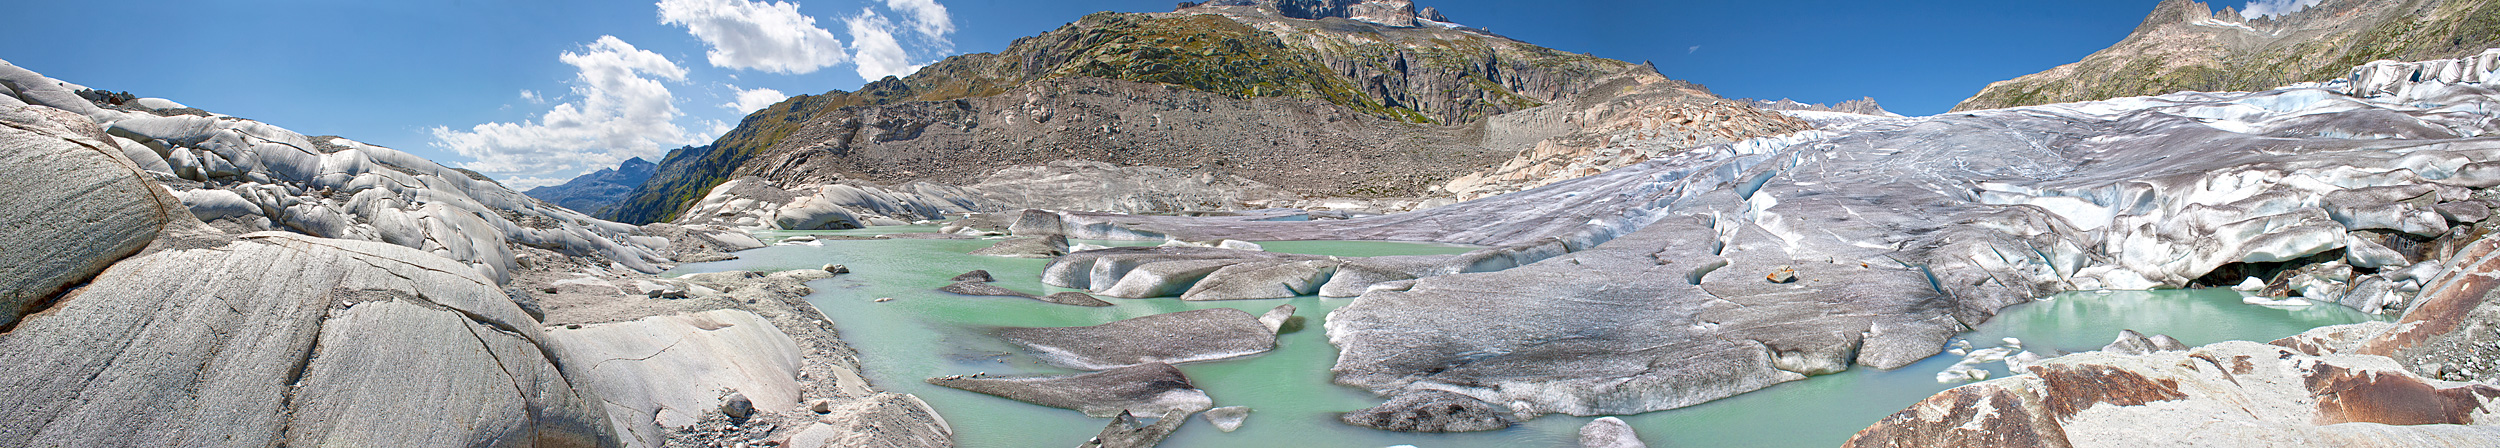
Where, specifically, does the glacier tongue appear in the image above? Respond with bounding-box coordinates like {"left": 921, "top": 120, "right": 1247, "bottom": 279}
{"left": 1033, "top": 50, "right": 2500, "bottom": 425}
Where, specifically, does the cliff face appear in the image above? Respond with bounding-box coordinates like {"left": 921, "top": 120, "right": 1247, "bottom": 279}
{"left": 1955, "top": 0, "right": 2500, "bottom": 111}
{"left": 601, "top": 2, "right": 1793, "bottom": 225}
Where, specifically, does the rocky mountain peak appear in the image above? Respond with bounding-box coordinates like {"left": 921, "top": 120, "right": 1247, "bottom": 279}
{"left": 1180, "top": 0, "right": 1450, "bottom": 28}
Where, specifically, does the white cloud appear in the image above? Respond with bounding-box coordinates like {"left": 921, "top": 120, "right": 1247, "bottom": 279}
{"left": 658, "top": 0, "right": 850, "bottom": 74}
{"left": 722, "top": 86, "right": 787, "bottom": 113}
{"left": 1687, "top": 45, "right": 1700, "bottom": 54}
{"left": 883, "top": 0, "right": 955, "bottom": 44}
{"left": 2239, "top": 0, "right": 2324, "bottom": 19}
{"left": 846, "top": 9, "right": 922, "bottom": 81}
{"left": 432, "top": 36, "right": 691, "bottom": 178}
{"left": 519, "top": 90, "right": 548, "bottom": 104}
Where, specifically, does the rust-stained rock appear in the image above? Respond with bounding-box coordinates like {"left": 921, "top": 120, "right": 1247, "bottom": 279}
{"left": 2308, "top": 362, "right": 2500, "bottom": 426}
{"left": 2031, "top": 363, "right": 2186, "bottom": 418}
{"left": 1844, "top": 379, "right": 2071, "bottom": 448}
{"left": 1850, "top": 340, "right": 2500, "bottom": 447}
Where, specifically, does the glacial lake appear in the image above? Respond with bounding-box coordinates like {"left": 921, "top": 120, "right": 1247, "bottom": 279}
{"left": 670, "top": 227, "right": 2383, "bottom": 447}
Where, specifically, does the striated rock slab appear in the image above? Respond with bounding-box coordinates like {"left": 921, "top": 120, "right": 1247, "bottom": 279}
{"left": 927, "top": 362, "right": 1212, "bottom": 418}
{"left": 0, "top": 104, "right": 175, "bottom": 329}
{"left": 997, "top": 307, "right": 1286, "bottom": 370}
{"left": 0, "top": 231, "right": 605, "bottom": 447}
{"left": 541, "top": 309, "right": 805, "bottom": 447}
{"left": 1848, "top": 340, "right": 2500, "bottom": 447}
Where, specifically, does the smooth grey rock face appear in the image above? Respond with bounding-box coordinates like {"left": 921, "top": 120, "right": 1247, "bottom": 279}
{"left": 0, "top": 105, "right": 172, "bottom": 329}
{"left": 1578, "top": 416, "right": 1647, "bottom": 448}
{"left": 542, "top": 308, "right": 805, "bottom": 447}
{"left": 997, "top": 308, "right": 1280, "bottom": 370}
{"left": 1009, "top": 208, "right": 1065, "bottom": 236}
{"left": 1339, "top": 389, "right": 1517, "bottom": 432}
{"left": 926, "top": 362, "right": 1212, "bottom": 419}
{"left": 0, "top": 232, "right": 604, "bottom": 447}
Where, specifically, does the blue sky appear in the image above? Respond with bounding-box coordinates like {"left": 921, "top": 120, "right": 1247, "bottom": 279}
{"left": 3, "top": 0, "right": 2281, "bottom": 188}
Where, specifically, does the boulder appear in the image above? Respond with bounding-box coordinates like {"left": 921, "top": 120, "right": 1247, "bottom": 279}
{"left": 541, "top": 309, "right": 804, "bottom": 447}
{"left": 951, "top": 270, "right": 996, "bottom": 282}
{"left": 1179, "top": 260, "right": 1338, "bottom": 301}
{"left": 1340, "top": 389, "right": 1517, "bottom": 433}
{"left": 1009, "top": 209, "right": 1065, "bottom": 236}
{"left": 996, "top": 308, "right": 1280, "bottom": 370}
{"left": 926, "top": 362, "right": 1212, "bottom": 418}
{"left": 1579, "top": 416, "right": 1647, "bottom": 448}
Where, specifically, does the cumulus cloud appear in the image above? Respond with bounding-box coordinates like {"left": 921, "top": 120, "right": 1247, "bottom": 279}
{"left": 722, "top": 86, "right": 787, "bottom": 113}
{"left": 2239, "top": 0, "right": 2324, "bottom": 19}
{"left": 519, "top": 90, "right": 548, "bottom": 104}
{"left": 432, "top": 36, "right": 691, "bottom": 179}
{"left": 658, "top": 0, "right": 850, "bottom": 74}
{"left": 846, "top": 9, "right": 921, "bottom": 81}
{"left": 883, "top": 0, "right": 955, "bottom": 44}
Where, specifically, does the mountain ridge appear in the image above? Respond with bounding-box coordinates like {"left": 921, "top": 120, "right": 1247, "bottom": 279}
{"left": 598, "top": 1, "right": 1801, "bottom": 225}
{"left": 1954, "top": 0, "right": 2500, "bottom": 111}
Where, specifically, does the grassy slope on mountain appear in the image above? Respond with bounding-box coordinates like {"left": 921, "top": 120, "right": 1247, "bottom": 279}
{"left": 604, "top": 10, "right": 1641, "bottom": 223}
{"left": 1955, "top": 0, "right": 2500, "bottom": 112}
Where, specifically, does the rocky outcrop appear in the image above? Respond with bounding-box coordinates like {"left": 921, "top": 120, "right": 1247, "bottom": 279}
{"left": 527, "top": 157, "right": 656, "bottom": 215}
{"left": 0, "top": 228, "right": 610, "bottom": 447}
{"left": 2, "top": 58, "right": 674, "bottom": 283}
{"left": 1439, "top": 71, "right": 1811, "bottom": 200}
{"left": 996, "top": 307, "right": 1288, "bottom": 370}
{"left": 1, "top": 60, "right": 948, "bottom": 448}
{"left": 1955, "top": 0, "right": 2500, "bottom": 111}
{"left": 0, "top": 104, "right": 174, "bottom": 329}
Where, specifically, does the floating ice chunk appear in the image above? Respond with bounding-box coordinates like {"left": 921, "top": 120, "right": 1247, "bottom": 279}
{"left": 2232, "top": 277, "right": 2267, "bottom": 292}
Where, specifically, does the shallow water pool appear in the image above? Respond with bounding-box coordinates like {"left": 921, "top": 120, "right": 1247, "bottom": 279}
{"left": 670, "top": 230, "right": 2380, "bottom": 447}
